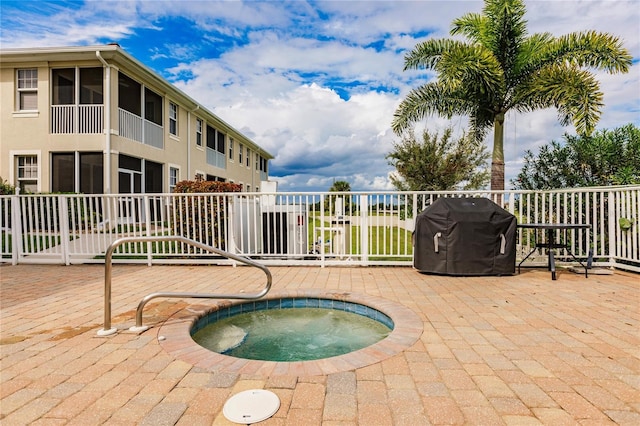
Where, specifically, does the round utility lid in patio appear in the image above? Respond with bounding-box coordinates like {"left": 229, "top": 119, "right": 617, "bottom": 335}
{"left": 223, "top": 389, "right": 280, "bottom": 424}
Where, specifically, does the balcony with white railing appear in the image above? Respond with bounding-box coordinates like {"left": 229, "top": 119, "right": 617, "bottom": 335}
{"left": 144, "top": 120, "right": 163, "bottom": 149}
{"left": 118, "top": 108, "right": 164, "bottom": 149}
{"left": 206, "top": 148, "right": 226, "bottom": 169}
{"left": 51, "top": 105, "right": 104, "bottom": 134}
{"left": 118, "top": 108, "right": 142, "bottom": 142}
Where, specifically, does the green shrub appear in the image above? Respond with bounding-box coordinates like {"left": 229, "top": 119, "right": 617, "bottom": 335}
{"left": 171, "top": 180, "right": 242, "bottom": 250}
{"left": 0, "top": 177, "right": 16, "bottom": 195}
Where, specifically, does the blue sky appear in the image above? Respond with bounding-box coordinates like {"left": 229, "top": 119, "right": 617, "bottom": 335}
{"left": 1, "top": 0, "right": 638, "bottom": 191}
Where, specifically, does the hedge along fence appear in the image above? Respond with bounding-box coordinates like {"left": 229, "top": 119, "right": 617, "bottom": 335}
{"left": 171, "top": 180, "right": 242, "bottom": 251}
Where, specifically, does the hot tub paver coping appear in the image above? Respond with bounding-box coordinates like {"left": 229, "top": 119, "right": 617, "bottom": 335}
{"left": 157, "top": 290, "right": 423, "bottom": 376}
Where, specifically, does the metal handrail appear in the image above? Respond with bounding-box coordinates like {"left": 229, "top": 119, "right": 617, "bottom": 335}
{"left": 97, "top": 235, "right": 272, "bottom": 336}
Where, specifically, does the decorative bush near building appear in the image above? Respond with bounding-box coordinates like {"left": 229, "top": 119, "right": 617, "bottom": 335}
{"left": 172, "top": 180, "right": 242, "bottom": 250}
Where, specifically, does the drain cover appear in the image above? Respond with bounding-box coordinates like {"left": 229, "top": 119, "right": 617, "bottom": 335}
{"left": 223, "top": 389, "right": 280, "bottom": 424}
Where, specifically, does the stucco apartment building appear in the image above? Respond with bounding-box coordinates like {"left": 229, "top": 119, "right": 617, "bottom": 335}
{"left": 0, "top": 44, "right": 272, "bottom": 195}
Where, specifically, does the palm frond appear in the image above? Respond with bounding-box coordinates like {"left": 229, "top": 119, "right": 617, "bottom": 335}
{"left": 391, "top": 83, "right": 474, "bottom": 134}
{"left": 436, "top": 44, "right": 505, "bottom": 100}
{"left": 468, "top": 107, "right": 494, "bottom": 142}
{"left": 403, "top": 39, "right": 466, "bottom": 71}
{"left": 484, "top": 0, "right": 528, "bottom": 55}
{"left": 515, "top": 65, "right": 603, "bottom": 134}
{"left": 451, "top": 13, "right": 487, "bottom": 42}
{"left": 554, "top": 31, "right": 632, "bottom": 73}
{"left": 513, "top": 32, "right": 555, "bottom": 75}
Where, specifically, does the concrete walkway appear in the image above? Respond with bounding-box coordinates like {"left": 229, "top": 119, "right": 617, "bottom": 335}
{"left": 1, "top": 264, "right": 638, "bottom": 425}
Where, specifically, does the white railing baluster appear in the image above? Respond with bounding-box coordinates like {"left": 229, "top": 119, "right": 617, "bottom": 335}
{"left": 621, "top": 190, "right": 629, "bottom": 260}
{"left": 52, "top": 105, "right": 103, "bottom": 134}
{"left": 118, "top": 108, "right": 143, "bottom": 142}
{"left": 632, "top": 189, "right": 639, "bottom": 261}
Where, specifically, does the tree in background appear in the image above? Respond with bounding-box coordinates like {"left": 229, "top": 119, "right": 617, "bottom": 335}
{"left": 512, "top": 124, "right": 640, "bottom": 190}
{"left": 392, "top": 0, "right": 632, "bottom": 191}
{"left": 386, "top": 127, "right": 489, "bottom": 191}
{"left": 329, "top": 180, "right": 351, "bottom": 193}
{"left": 327, "top": 180, "right": 352, "bottom": 215}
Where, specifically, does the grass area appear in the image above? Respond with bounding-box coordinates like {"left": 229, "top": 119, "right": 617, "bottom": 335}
{"left": 367, "top": 224, "right": 413, "bottom": 257}
{"left": 1, "top": 232, "right": 63, "bottom": 254}
{"left": 96, "top": 233, "right": 229, "bottom": 260}
{"left": 310, "top": 218, "right": 413, "bottom": 257}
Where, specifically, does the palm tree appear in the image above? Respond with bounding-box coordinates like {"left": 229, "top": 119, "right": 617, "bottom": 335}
{"left": 392, "top": 0, "right": 632, "bottom": 190}
{"left": 327, "top": 180, "right": 351, "bottom": 215}
{"left": 329, "top": 180, "right": 351, "bottom": 193}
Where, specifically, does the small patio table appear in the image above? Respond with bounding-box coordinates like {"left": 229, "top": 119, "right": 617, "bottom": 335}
{"left": 517, "top": 223, "right": 591, "bottom": 280}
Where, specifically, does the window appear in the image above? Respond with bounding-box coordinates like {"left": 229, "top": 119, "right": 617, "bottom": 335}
{"left": 207, "top": 125, "right": 216, "bottom": 150}
{"left": 52, "top": 153, "right": 75, "bottom": 192}
{"left": 52, "top": 152, "right": 103, "bottom": 193}
{"left": 239, "top": 143, "right": 243, "bottom": 164}
{"left": 229, "top": 138, "right": 234, "bottom": 160}
{"left": 118, "top": 73, "right": 141, "bottom": 115}
{"left": 79, "top": 68, "right": 103, "bottom": 104}
{"left": 117, "top": 155, "right": 162, "bottom": 194}
{"left": 259, "top": 156, "right": 268, "bottom": 173}
{"left": 206, "top": 126, "right": 225, "bottom": 154}
{"left": 52, "top": 68, "right": 104, "bottom": 106}
{"left": 169, "top": 167, "right": 179, "bottom": 193}
{"left": 196, "top": 119, "right": 203, "bottom": 146}
{"left": 145, "top": 160, "right": 163, "bottom": 193}
{"left": 117, "top": 72, "right": 163, "bottom": 124}
{"left": 144, "top": 88, "right": 162, "bottom": 125}
{"left": 52, "top": 69, "right": 74, "bottom": 105}
{"left": 118, "top": 154, "right": 142, "bottom": 194}
{"left": 17, "top": 69, "right": 38, "bottom": 110}
{"left": 79, "top": 153, "right": 103, "bottom": 194}
{"left": 206, "top": 126, "right": 226, "bottom": 168}
{"left": 16, "top": 155, "right": 38, "bottom": 192}
{"left": 169, "top": 102, "right": 178, "bottom": 136}
{"left": 246, "top": 149, "right": 250, "bottom": 167}
{"left": 217, "top": 130, "right": 225, "bottom": 154}
{"left": 206, "top": 175, "right": 226, "bottom": 182}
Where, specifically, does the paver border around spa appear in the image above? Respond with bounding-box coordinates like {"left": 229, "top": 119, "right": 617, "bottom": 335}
{"left": 157, "top": 290, "right": 424, "bottom": 376}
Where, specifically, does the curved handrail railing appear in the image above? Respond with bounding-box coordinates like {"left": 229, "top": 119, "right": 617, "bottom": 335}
{"left": 97, "top": 235, "right": 272, "bottom": 336}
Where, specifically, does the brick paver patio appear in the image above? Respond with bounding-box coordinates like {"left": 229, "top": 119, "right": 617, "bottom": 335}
{"left": 1, "top": 264, "right": 638, "bottom": 425}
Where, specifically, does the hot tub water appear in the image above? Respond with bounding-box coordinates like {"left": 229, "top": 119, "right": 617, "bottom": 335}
{"left": 192, "top": 301, "right": 392, "bottom": 362}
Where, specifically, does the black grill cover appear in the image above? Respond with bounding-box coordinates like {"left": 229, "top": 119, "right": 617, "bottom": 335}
{"left": 413, "top": 197, "right": 516, "bottom": 275}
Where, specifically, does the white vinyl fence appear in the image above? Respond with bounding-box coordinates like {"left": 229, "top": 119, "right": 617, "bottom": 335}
{"left": 1, "top": 186, "right": 638, "bottom": 271}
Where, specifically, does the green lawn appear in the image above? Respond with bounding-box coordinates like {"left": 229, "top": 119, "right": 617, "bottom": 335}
{"left": 310, "top": 218, "right": 413, "bottom": 258}
{"left": 1, "top": 232, "right": 63, "bottom": 254}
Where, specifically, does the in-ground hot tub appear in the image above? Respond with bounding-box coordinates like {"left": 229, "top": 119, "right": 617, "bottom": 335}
{"left": 191, "top": 297, "right": 394, "bottom": 361}
{"left": 157, "top": 290, "right": 424, "bottom": 375}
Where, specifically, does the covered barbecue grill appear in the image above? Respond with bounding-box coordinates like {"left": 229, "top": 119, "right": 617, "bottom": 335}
{"left": 413, "top": 197, "right": 516, "bottom": 275}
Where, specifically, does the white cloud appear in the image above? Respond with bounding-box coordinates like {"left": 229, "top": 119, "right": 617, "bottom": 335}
{"left": 1, "top": 0, "right": 638, "bottom": 192}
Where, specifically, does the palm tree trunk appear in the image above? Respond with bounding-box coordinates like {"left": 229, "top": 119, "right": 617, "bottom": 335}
{"left": 491, "top": 113, "right": 505, "bottom": 191}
